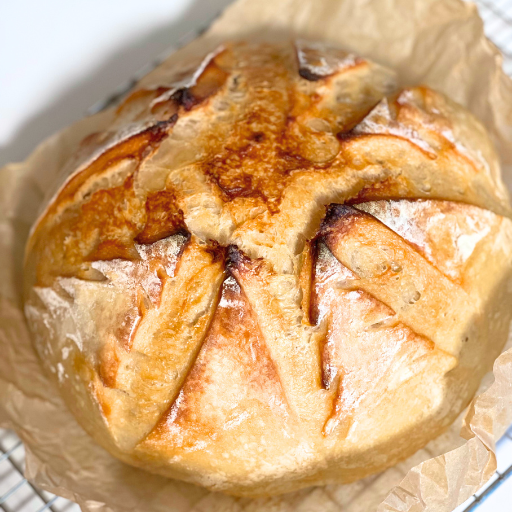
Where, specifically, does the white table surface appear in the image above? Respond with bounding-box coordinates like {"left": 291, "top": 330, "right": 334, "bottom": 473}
{"left": 1, "top": 1, "right": 512, "bottom": 511}
{"left": 0, "top": 0, "right": 234, "bottom": 168}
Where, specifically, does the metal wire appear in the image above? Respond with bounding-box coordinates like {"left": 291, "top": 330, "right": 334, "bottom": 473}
{"left": 2, "top": 1, "right": 512, "bottom": 511}
{"left": 466, "top": 464, "right": 512, "bottom": 511}
{"left": 0, "top": 481, "right": 28, "bottom": 506}
{"left": 35, "top": 497, "right": 58, "bottom": 512}
{"left": 0, "top": 433, "right": 64, "bottom": 512}
{"left": 0, "top": 443, "right": 22, "bottom": 464}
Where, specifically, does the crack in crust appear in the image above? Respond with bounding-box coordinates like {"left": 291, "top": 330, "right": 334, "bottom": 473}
{"left": 23, "top": 40, "right": 512, "bottom": 497}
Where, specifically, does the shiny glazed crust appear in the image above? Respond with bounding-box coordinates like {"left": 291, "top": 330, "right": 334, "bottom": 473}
{"left": 23, "top": 41, "right": 512, "bottom": 497}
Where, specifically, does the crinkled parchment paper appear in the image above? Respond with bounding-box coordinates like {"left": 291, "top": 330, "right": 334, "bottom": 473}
{"left": 1, "top": 0, "right": 512, "bottom": 511}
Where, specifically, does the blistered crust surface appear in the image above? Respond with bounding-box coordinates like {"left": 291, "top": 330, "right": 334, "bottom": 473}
{"left": 23, "top": 41, "right": 512, "bottom": 496}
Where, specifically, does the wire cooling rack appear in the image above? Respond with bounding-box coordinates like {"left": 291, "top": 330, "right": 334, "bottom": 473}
{"left": 2, "top": 1, "right": 512, "bottom": 511}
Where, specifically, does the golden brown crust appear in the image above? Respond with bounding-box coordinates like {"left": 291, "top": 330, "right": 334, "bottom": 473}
{"left": 23, "top": 41, "right": 512, "bottom": 497}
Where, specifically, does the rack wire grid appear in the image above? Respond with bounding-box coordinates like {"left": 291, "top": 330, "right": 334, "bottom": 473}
{"left": 2, "top": 1, "right": 512, "bottom": 511}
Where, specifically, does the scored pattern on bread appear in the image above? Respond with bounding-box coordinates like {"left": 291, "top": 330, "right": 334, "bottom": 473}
{"left": 23, "top": 41, "right": 512, "bottom": 496}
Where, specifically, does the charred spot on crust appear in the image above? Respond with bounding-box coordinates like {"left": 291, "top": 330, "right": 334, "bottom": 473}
{"left": 286, "top": 115, "right": 296, "bottom": 125}
{"left": 226, "top": 244, "right": 246, "bottom": 269}
{"left": 172, "top": 88, "right": 196, "bottom": 111}
{"left": 204, "top": 241, "right": 227, "bottom": 265}
{"left": 296, "top": 41, "right": 366, "bottom": 86}
{"left": 252, "top": 132, "right": 265, "bottom": 143}
{"left": 226, "top": 245, "right": 265, "bottom": 273}
{"left": 174, "top": 229, "right": 191, "bottom": 259}
{"left": 299, "top": 67, "right": 324, "bottom": 81}
{"left": 155, "top": 58, "right": 230, "bottom": 114}
{"left": 168, "top": 112, "right": 179, "bottom": 126}
{"left": 319, "top": 204, "right": 365, "bottom": 237}
{"left": 226, "top": 246, "right": 268, "bottom": 280}
{"left": 117, "top": 87, "right": 171, "bottom": 114}
{"left": 336, "top": 130, "right": 357, "bottom": 142}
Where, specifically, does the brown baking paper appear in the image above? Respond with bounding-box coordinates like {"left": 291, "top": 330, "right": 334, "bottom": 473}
{"left": 1, "top": 0, "right": 512, "bottom": 510}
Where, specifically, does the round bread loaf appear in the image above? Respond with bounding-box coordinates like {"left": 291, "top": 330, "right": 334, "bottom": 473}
{"left": 23, "top": 41, "right": 512, "bottom": 497}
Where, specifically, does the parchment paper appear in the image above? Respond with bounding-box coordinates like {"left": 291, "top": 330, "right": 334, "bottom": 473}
{"left": 1, "top": 0, "right": 512, "bottom": 511}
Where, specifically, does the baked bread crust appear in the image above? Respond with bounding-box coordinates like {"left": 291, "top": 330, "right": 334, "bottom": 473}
{"left": 23, "top": 41, "right": 512, "bottom": 497}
